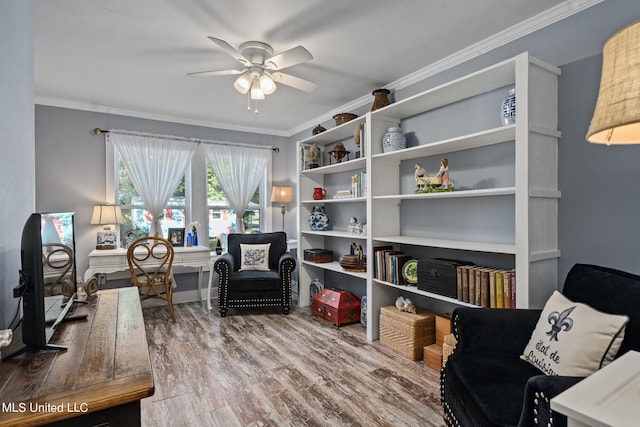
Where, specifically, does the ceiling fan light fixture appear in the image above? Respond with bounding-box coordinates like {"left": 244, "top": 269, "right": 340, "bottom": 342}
{"left": 233, "top": 72, "right": 252, "bottom": 94}
{"left": 259, "top": 73, "right": 277, "bottom": 95}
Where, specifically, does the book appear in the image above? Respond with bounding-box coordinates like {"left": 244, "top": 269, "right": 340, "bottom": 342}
{"left": 392, "top": 254, "right": 412, "bottom": 285}
{"left": 503, "top": 271, "right": 511, "bottom": 309}
{"left": 468, "top": 266, "right": 476, "bottom": 305}
{"left": 456, "top": 266, "right": 464, "bottom": 301}
{"left": 495, "top": 271, "right": 504, "bottom": 308}
{"left": 479, "top": 268, "right": 490, "bottom": 308}
{"left": 510, "top": 269, "right": 517, "bottom": 308}
{"left": 372, "top": 246, "right": 393, "bottom": 279}
{"left": 489, "top": 270, "right": 496, "bottom": 308}
{"left": 461, "top": 266, "right": 470, "bottom": 303}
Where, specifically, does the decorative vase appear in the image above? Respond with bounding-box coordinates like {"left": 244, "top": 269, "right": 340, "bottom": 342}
{"left": 382, "top": 127, "right": 407, "bottom": 153}
{"left": 501, "top": 88, "right": 516, "bottom": 125}
{"left": 193, "top": 232, "right": 198, "bottom": 246}
{"left": 309, "top": 206, "right": 329, "bottom": 231}
{"left": 371, "top": 88, "right": 391, "bottom": 111}
{"left": 313, "top": 187, "right": 327, "bottom": 200}
{"left": 186, "top": 233, "right": 193, "bottom": 247}
{"left": 312, "top": 124, "right": 326, "bottom": 135}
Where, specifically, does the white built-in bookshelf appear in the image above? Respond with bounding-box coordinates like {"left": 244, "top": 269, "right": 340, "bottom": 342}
{"left": 296, "top": 52, "right": 561, "bottom": 341}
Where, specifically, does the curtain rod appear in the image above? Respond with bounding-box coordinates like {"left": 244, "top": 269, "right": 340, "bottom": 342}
{"left": 92, "top": 128, "right": 280, "bottom": 152}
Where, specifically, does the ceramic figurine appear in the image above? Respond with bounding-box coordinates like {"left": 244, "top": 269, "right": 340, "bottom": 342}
{"left": 347, "top": 216, "right": 364, "bottom": 234}
{"left": 437, "top": 158, "right": 454, "bottom": 189}
{"left": 415, "top": 162, "right": 428, "bottom": 191}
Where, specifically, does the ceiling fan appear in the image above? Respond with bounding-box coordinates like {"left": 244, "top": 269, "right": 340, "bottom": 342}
{"left": 188, "top": 37, "right": 317, "bottom": 112}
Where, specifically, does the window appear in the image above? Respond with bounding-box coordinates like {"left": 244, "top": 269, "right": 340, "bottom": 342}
{"left": 207, "top": 164, "right": 261, "bottom": 247}
{"left": 116, "top": 155, "right": 186, "bottom": 239}
{"left": 108, "top": 140, "right": 271, "bottom": 248}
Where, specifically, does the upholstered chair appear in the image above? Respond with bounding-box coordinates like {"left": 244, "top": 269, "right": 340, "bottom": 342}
{"left": 214, "top": 232, "right": 296, "bottom": 317}
{"left": 441, "top": 263, "right": 640, "bottom": 427}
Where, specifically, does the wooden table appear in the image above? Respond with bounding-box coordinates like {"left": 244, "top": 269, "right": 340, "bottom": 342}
{"left": 0, "top": 288, "right": 154, "bottom": 426}
{"left": 551, "top": 350, "right": 640, "bottom": 427}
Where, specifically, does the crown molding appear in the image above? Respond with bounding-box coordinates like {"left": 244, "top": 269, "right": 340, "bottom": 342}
{"left": 34, "top": 96, "right": 291, "bottom": 137}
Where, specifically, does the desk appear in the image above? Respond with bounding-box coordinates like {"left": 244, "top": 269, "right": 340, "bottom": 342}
{"left": 551, "top": 350, "right": 640, "bottom": 427}
{"left": 0, "top": 288, "right": 154, "bottom": 426}
{"left": 85, "top": 246, "right": 214, "bottom": 301}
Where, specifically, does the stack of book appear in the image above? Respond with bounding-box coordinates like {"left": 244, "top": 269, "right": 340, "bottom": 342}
{"left": 455, "top": 266, "right": 516, "bottom": 308}
{"left": 373, "top": 246, "right": 412, "bottom": 285}
{"left": 333, "top": 189, "right": 353, "bottom": 199}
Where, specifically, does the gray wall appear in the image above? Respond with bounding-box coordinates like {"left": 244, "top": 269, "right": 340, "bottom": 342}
{"left": 1, "top": 1, "right": 34, "bottom": 329}
{"left": 34, "top": 106, "right": 289, "bottom": 291}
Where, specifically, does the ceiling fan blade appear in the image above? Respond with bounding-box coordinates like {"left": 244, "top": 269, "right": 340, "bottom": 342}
{"left": 207, "top": 37, "right": 251, "bottom": 66}
{"left": 265, "top": 46, "right": 313, "bottom": 70}
{"left": 187, "top": 69, "right": 244, "bottom": 78}
{"left": 271, "top": 72, "right": 317, "bottom": 92}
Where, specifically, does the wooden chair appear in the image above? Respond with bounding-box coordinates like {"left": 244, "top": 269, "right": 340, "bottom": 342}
{"left": 42, "top": 243, "right": 76, "bottom": 298}
{"left": 127, "top": 236, "right": 176, "bottom": 322}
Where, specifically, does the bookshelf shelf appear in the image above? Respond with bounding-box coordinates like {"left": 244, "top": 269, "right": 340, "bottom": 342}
{"left": 372, "top": 279, "right": 478, "bottom": 308}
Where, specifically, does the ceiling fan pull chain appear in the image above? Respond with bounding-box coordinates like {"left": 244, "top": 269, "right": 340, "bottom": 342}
{"left": 254, "top": 98, "right": 259, "bottom": 114}
{"left": 246, "top": 92, "right": 251, "bottom": 111}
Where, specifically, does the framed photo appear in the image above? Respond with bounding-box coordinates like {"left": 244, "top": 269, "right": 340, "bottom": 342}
{"left": 96, "top": 230, "right": 118, "bottom": 250}
{"left": 168, "top": 228, "right": 185, "bottom": 247}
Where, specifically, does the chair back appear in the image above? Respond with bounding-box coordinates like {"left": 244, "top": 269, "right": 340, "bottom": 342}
{"left": 42, "top": 243, "right": 75, "bottom": 297}
{"left": 127, "top": 236, "right": 174, "bottom": 290}
{"left": 226, "top": 232, "right": 287, "bottom": 271}
{"left": 562, "top": 263, "right": 640, "bottom": 356}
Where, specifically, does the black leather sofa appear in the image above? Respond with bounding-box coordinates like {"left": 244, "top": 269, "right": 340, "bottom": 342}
{"left": 214, "top": 232, "right": 296, "bottom": 317}
{"left": 441, "top": 263, "right": 640, "bottom": 427}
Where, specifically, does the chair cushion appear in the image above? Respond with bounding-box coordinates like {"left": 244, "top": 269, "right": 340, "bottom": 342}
{"left": 239, "top": 243, "right": 271, "bottom": 271}
{"left": 520, "top": 290, "right": 628, "bottom": 376}
{"left": 229, "top": 270, "right": 281, "bottom": 292}
{"left": 445, "top": 354, "right": 541, "bottom": 426}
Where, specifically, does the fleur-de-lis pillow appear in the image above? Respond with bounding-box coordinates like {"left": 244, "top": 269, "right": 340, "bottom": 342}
{"left": 239, "top": 243, "right": 271, "bottom": 271}
{"left": 520, "top": 291, "right": 629, "bottom": 376}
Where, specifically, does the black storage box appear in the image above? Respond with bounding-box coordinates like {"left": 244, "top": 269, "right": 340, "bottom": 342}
{"left": 417, "top": 259, "right": 474, "bottom": 298}
{"left": 304, "top": 249, "right": 334, "bottom": 263}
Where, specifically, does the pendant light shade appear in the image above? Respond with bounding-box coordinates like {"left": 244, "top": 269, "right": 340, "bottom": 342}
{"left": 259, "top": 73, "right": 277, "bottom": 95}
{"left": 587, "top": 19, "right": 640, "bottom": 144}
{"left": 233, "top": 72, "right": 252, "bottom": 94}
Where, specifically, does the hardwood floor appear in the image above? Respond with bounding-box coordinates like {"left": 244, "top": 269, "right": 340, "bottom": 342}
{"left": 140, "top": 302, "right": 445, "bottom": 427}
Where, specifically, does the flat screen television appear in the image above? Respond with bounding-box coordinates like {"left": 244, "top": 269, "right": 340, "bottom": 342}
{"left": 3, "top": 212, "right": 85, "bottom": 360}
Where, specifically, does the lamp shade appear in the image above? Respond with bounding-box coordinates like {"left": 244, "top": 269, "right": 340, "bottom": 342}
{"left": 90, "top": 204, "right": 124, "bottom": 225}
{"left": 587, "top": 19, "right": 640, "bottom": 144}
{"left": 271, "top": 186, "right": 294, "bottom": 203}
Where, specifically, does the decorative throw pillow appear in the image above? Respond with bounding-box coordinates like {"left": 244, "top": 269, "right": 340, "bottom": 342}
{"left": 520, "top": 291, "right": 629, "bottom": 376}
{"left": 239, "top": 243, "right": 271, "bottom": 271}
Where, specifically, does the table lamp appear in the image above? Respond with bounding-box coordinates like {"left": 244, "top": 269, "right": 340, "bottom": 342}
{"left": 91, "top": 204, "right": 124, "bottom": 249}
{"left": 587, "top": 19, "right": 640, "bottom": 144}
{"left": 271, "top": 186, "right": 293, "bottom": 231}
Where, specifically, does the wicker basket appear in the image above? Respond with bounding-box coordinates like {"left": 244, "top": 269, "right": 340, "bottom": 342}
{"left": 379, "top": 306, "right": 435, "bottom": 360}
{"left": 442, "top": 333, "right": 457, "bottom": 366}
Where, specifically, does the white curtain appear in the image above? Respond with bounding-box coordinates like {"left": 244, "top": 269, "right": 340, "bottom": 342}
{"left": 108, "top": 132, "right": 197, "bottom": 237}
{"left": 206, "top": 143, "right": 271, "bottom": 233}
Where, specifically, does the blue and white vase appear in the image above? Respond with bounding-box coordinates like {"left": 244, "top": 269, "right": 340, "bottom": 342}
{"left": 309, "top": 206, "right": 329, "bottom": 231}
{"left": 501, "top": 88, "right": 516, "bottom": 125}
{"left": 382, "top": 127, "right": 407, "bottom": 153}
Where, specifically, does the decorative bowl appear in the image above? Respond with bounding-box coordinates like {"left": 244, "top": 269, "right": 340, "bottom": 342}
{"left": 333, "top": 113, "right": 358, "bottom": 126}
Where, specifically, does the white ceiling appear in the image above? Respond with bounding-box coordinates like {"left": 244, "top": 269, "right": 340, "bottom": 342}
{"left": 34, "top": 0, "right": 596, "bottom": 136}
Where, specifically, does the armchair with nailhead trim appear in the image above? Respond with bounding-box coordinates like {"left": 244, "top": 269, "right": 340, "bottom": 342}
{"left": 214, "top": 232, "right": 296, "bottom": 317}
{"left": 441, "top": 263, "right": 640, "bottom": 427}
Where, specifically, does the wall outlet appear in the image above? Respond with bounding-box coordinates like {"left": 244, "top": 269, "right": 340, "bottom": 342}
{"left": 97, "top": 273, "right": 107, "bottom": 286}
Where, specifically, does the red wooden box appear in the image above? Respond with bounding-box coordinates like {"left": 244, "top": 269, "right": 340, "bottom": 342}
{"left": 312, "top": 288, "right": 361, "bottom": 327}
